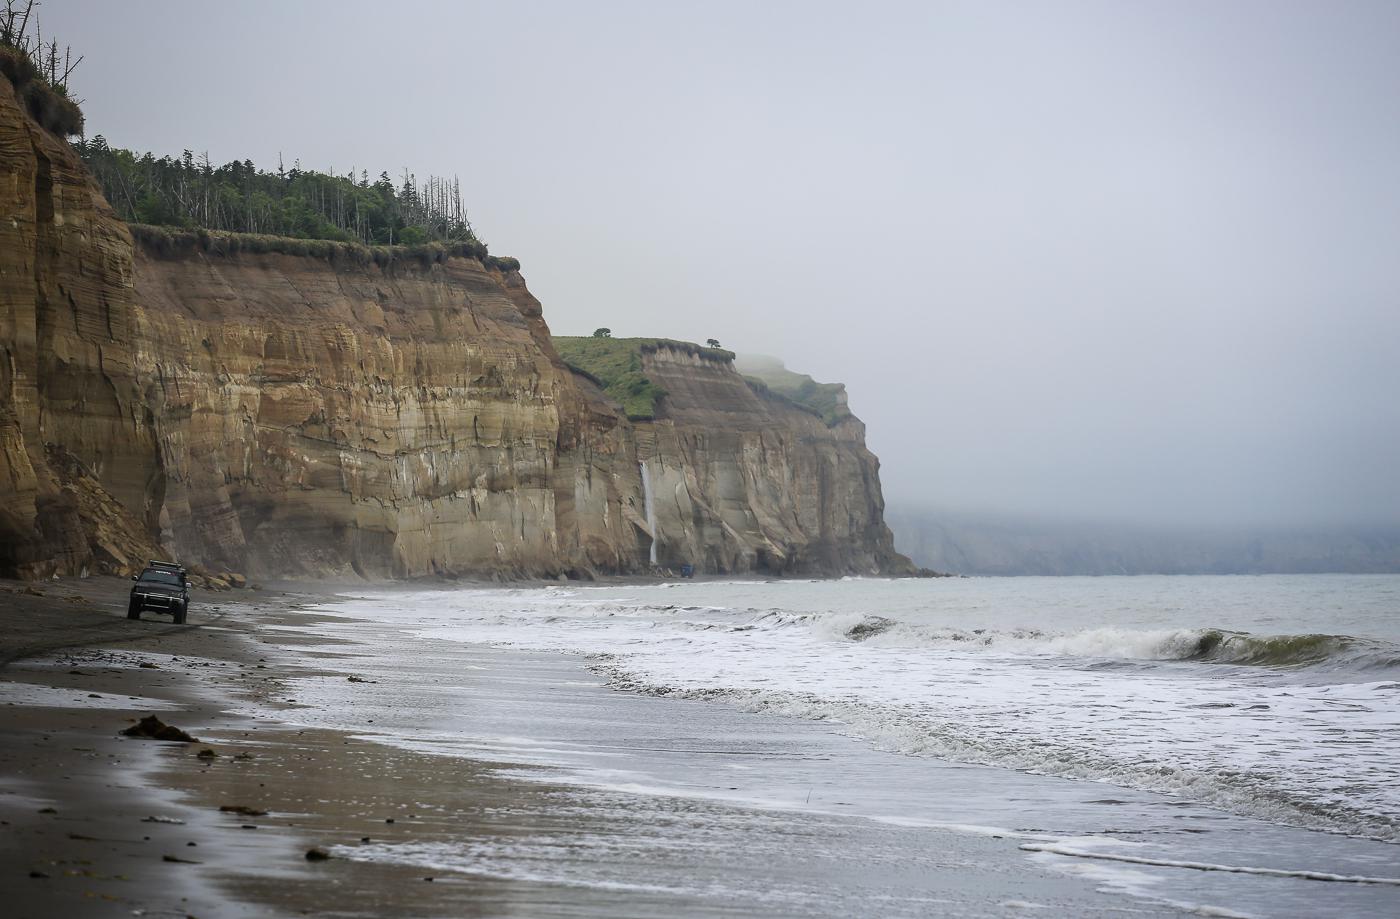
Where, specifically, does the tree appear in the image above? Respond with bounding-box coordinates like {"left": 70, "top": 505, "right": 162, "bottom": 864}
{"left": 73, "top": 139, "right": 491, "bottom": 253}
{"left": 593, "top": 328, "right": 612, "bottom": 338}
{"left": 706, "top": 338, "right": 721, "bottom": 349}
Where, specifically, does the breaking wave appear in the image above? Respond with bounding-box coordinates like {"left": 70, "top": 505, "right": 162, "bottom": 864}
{"left": 822, "top": 615, "right": 1400, "bottom": 674}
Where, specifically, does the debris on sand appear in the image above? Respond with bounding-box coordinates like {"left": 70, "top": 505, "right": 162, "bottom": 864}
{"left": 305, "top": 847, "right": 332, "bottom": 861}
{"left": 347, "top": 675, "right": 377, "bottom": 683}
{"left": 219, "top": 805, "right": 268, "bottom": 817}
{"left": 162, "top": 854, "right": 201, "bottom": 864}
{"left": 139, "top": 662, "right": 159, "bottom": 669}
{"left": 142, "top": 816, "right": 185, "bottom": 824}
{"left": 120, "top": 715, "right": 199, "bottom": 743}
{"left": 196, "top": 748, "right": 218, "bottom": 759}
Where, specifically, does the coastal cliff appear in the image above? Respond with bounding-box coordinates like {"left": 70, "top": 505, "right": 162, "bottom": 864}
{"left": 558, "top": 341, "right": 906, "bottom": 574}
{"left": 0, "top": 73, "right": 911, "bottom": 580}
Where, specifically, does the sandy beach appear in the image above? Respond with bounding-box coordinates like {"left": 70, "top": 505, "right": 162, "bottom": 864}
{"left": 0, "top": 576, "right": 1189, "bottom": 918}
{"left": 7, "top": 576, "right": 1398, "bottom": 918}
{"left": 1, "top": 577, "right": 680, "bottom": 918}
{"left": 0, "top": 578, "right": 540, "bottom": 917}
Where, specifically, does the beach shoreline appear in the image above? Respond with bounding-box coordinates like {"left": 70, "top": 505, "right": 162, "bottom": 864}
{"left": 0, "top": 576, "right": 661, "bottom": 918}
{"left": 0, "top": 575, "right": 1173, "bottom": 918}
{"left": 0, "top": 575, "right": 331, "bottom": 916}
{"left": 14, "top": 574, "right": 1392, "bottom": 918}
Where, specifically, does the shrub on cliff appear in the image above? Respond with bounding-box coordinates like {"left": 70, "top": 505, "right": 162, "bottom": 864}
{"left": 128, "top": 223, "right": 507, "bottom": 277}
{"left": 0, "top": 25, "right": 84, "bottom": 137}
{"left": 0, "top": 1, "right": 83, "bottom": 136}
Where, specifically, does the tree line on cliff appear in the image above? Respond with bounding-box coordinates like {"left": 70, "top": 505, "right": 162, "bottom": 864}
{"left": 76, "top": 136, "right": 489, "bottom": 250}
{"left": 7, "top": 7, "right": 512, "bottom": 264}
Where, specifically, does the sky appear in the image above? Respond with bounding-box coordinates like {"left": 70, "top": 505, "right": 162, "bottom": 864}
{"left": 45, "top": 0, "right": 1400, "bottom": 529}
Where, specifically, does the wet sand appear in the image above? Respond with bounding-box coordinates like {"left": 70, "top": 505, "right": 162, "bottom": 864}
{"left": 1, "top": 576, "right": 1191, "bottom": 918}
{"left": 0, "top": 576, "right": 522, "bottom": 917}
{"left": 0, "top": 577, "right": 616, "bottom": 918}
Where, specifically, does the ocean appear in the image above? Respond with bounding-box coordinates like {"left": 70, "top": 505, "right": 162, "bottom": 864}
{"left": 268, "top": 575, "right": 1400, "bottom": 917}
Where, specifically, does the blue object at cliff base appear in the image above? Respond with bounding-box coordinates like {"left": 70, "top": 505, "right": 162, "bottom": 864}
{"left": 680, "top": 564, "right": 695, "bottom": 578}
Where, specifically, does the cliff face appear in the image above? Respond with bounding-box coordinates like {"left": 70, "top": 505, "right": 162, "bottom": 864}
{"left": 0, "top": 70, "right": 167, "bottom": 578}
{"left": 629, "top": 346, "right": 906, "bottom": 574}
{"left": 0, "top": 74, "right": 910, "bottom": 580}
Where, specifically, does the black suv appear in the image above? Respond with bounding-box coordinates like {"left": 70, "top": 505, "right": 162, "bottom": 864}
{"left": 128, "top": 561, "right": 190, "bottom": 624}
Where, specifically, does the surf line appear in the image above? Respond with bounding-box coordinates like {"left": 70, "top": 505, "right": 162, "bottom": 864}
{"left": 1020, "top": 842, "right": 1400, "bottom": 886}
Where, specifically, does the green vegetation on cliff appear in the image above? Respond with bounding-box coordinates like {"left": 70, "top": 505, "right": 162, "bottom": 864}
{"left": 74, "top": 137, "right": 516, "bottom": 268}
{"left": 128, "top": 224, "right": 521, "bottom": 273}
{"left": 0, "top": 1, "right": 83, "bottom": 136}
{"left": 735, "top": 355, "right": 851, "bottom": 426}
{"left": 553, "top": 337, "right": 733, "bottom": 421}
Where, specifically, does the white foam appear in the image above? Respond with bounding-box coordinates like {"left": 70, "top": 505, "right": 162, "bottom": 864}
{"left": 333, "top": 840, "right": 691, "bottom": 894}
{"left": 1021, "top": 842, "right": 1400, "bottom": 886}
{"left": 867, "top": 815, "right": 1050, "bottom": 841}
{"left": 311, "top": 579, "right": 1400, "bottom": 842}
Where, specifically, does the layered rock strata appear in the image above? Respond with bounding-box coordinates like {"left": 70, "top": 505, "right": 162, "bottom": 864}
{"left": 0, "top": 74, "right": 911, "bottom": 580}
{"left": 627, "top": 345, "right": 905, "bottom": 574}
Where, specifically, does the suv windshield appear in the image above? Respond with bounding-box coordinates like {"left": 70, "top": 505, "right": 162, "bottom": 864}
{"left": 138, "top": 570, "right": 182, "bottom": 587}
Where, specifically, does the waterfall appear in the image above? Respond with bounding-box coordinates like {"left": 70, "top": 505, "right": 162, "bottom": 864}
{"left": 639, "top": 460, "right": 659, "bottom": 566}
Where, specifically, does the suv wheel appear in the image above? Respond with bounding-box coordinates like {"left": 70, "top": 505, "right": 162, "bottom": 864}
{"left": 127, "top": 599, "right": 141, "bottom": 620}
{"left": 173, "top": 602, "right": 188, "bottom": 625}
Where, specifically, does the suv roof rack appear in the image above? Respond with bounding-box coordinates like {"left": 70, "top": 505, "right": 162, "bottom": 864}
{"left": 147, "top": 560, "right": 186, "bottom": 574}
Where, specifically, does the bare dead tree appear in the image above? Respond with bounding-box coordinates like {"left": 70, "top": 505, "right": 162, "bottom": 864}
{"left": 0, "top": 0, "right": 37, "bottom": 52}
{"left": 2, "top": 2, "right": 82, "bottom": 94}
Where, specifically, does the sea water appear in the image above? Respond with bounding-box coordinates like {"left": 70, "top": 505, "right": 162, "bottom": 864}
{"left": 273, "top": 575, "right": 1400, "bottom": 917}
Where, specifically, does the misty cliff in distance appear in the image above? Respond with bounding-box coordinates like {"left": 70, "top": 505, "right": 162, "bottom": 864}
{"left": 0, "top": 72, "right": 911, "bottom": 581}
{"left": 558, "top": 340, "right": 909, "bottom": 575}
{"left": 890, "top": 508, "right": 1400, "bottom": 576}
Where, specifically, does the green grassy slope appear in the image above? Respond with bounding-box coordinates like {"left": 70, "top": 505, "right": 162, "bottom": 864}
{"left": 734, "top": 354, "right": 851, "bottom": 426}
{"left": 553, "top": 337, "right": 733, "bottom": 421}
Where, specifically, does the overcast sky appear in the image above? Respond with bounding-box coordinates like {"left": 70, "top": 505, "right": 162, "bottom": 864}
{"left": 47, "top": 0, "right": 1400, "bottom": 528}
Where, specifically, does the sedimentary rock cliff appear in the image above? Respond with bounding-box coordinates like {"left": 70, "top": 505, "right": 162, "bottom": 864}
{"left": 0, "top": 73, "right": 910, "bottom": 580}
{"left": 624, "top": 345, "right": 905, "bottom": 574}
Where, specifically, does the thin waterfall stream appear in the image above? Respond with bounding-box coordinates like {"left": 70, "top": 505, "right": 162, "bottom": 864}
{"left": 640, "top": 460, "right": 659, "bottom": 565}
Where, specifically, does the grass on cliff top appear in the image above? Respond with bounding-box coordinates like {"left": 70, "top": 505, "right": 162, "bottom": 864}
{"left": 735, "top": 354, "right": 851, "bottom": 426}
{"left": 129, "top": 224, "right": 521, "bottom": 273}
{"left": 552, "top": 336, "right": 734, "bottom": 421}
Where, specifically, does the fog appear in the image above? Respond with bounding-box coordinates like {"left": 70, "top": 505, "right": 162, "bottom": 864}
{"left": 49, "top": 0, "right": 1400, "bottom": 529}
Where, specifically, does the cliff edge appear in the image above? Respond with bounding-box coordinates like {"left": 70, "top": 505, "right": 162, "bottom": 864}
{"left": 0, "top": 73, "right": 912, "bottom": 580}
